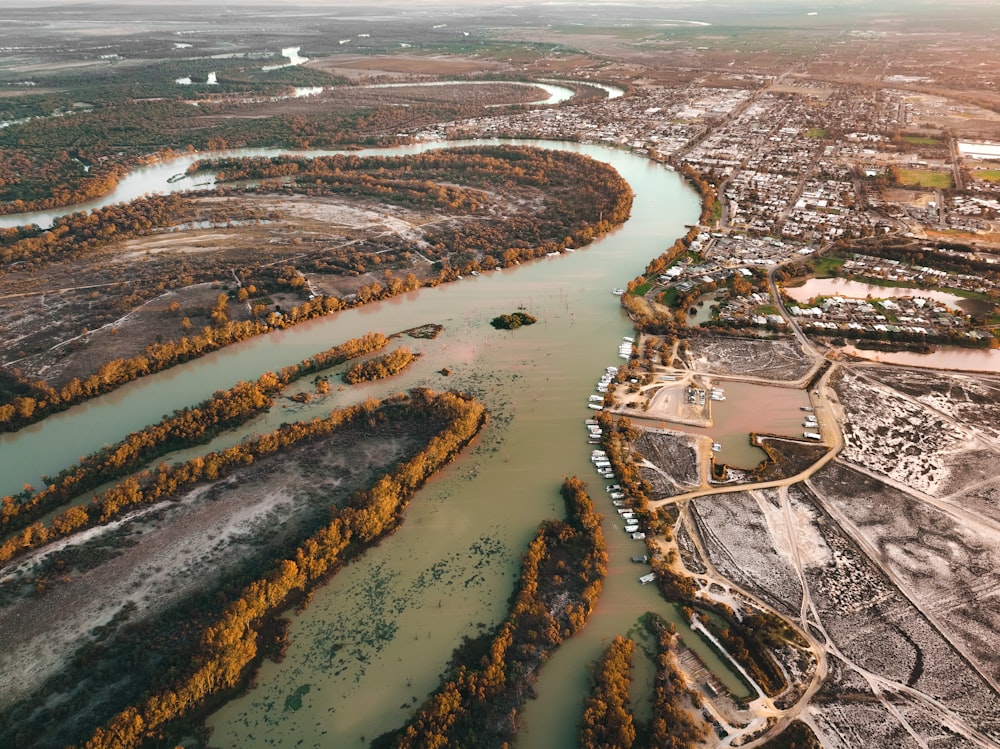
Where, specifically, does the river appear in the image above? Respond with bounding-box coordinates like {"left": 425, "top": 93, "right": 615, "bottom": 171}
{"left": 1, "top": 139, "right": 757, "bottom": 747}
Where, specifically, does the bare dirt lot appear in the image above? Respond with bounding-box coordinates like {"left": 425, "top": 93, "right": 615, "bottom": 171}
{"left": 684, "top": 337, "right": 814, "bottom": 382}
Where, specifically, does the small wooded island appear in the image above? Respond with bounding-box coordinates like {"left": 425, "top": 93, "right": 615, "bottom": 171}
{"left": 490, "top": 312, "right": 538, "bottom": 330}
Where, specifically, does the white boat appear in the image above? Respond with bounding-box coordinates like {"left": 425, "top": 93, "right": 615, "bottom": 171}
{"left": 803, "top": 431, "right": 822, "bottom": 440}
{"left": 610, "top": 492, "right": 625, "bottom": 500}
{"left": 711, "top": 442, "right": 722, "bottom": 452}
{"left": 632, "top": 532, "right": 646, "bottom": 540}
{"left": 588, "top": 404, "right": 603, "bottom": 410}
{"left": 589, "top": 395, "right": 605, "bottom": 402}
{"left": 622, "top": 336, "right": 635, "bottom": 343}
{"left": 611, "top": 288, "right": 625, "bottom": 295}
{"left": 612, "top": 500, "right": 625, "bottom": 507}
{"left": 639, "top": 572, "right": 656, "bottom": 585}
{"left": 624, "top": 524, "right": 640, "bottom": 533}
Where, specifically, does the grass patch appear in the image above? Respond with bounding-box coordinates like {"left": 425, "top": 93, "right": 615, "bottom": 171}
{"left": 659, "top": 287, "right": 680, "bottom": 307}
{"left": 755, "top": 305, "right": 779, "bottom": 316}
{"left": 804, "top": 128, "right": 826, "bottom": 139}
{"left": 895, "top": 168, "right": 953, "bottom": 189}
{"left": 810, "top": 253, "right": 846, "bottom": 278}
{"left": 631, "top": 280, "right": 654, "bottom": 296}
{"left": 711, "top": 199, "right": 723, "bottom": 225}
{"left": 901, "top": 135, "right": 942, "bottom": 146}
{"left": 973, "top": 169, "right": 1000, "bottom": 183}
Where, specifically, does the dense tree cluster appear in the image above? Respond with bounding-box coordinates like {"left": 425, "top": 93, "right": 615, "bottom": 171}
{"left": 645, "top": 614, "right": 711, "bottom": 749}
{"left": 676, "top": 163, "right": 718, "bottom": 228}
{"left": 0, "top": 332, "right": 390, "bottom": 538}
{"left": 619, "top": 221, "right": 704, "bottom": 338}
{"left": 343, "top": 346, "right": 418, "bottom": 384}
{"left": 0, "top": 192, "right": 270, "bottom": 267}
{"left": 69, "top": 389, "right": 486, "bottom": 749}
{"left": 381, "top": 476, "right": 607, "bottom": 749}
{"left": 489, "top": 311, "right": 537, "bottom": 330}
{"left": 579, "top": 636, "right": 638, "bottom": 749}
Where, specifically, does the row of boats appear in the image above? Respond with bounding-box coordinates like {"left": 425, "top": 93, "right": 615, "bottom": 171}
{"left": 619, "top": 336, "right": 634, "bottom": 361}
{"left": 590, "top": 453, "right": 646, "bottom": 541}
{"left": 586, "top": 342, "right": 649, "bottom": 585}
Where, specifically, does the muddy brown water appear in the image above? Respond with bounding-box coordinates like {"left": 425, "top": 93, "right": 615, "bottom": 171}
{"left": 784, "top": 277, "right": 995, "bottom": 317}
{"left": 840, "top": 343, "right": 1000, "bottom": 372}
{"left": 2, "top": 140, "right": 761, "bottom": 747}
{"left": 666, "top": 380, "right": 810, "bottom": 468}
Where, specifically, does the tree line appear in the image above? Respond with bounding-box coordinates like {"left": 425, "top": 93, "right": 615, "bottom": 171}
{"left": 0, "top": 332, "right": 390, "bottom": 541}
{"left": 645, "top": 613, "right": 711, "bottom": 749}
{"left": 67, "top": 388, "right": 487, "bottom": 749}
{"left": 579, "top": 636, "right": 638, "bottom": 748}
{"left": 0, "top": 294, "right": 350, "bottom": 433}
{"left": 379, "top": 476, "right": 608, "bottom": 749}
{"left": 577, "top": 614, "right": 713, "bottom": 749}
{"left": 343, "top": 346, "right": 418, "bottom": 384}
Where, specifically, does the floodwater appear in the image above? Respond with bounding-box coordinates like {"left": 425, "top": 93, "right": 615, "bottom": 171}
{"left": 262, "top": 46, "right": 309, "bottom": 72}
{"left": 0, "top": 139, "right": 757, "bottom": 748}
{"left": 784, "top": 277, "right": 994, "bottom": 316}
{"left": 841, "top": 344, "right": 1000, "bottom": 372}
{"left": 687, "top": 291, "right": 720, "bottom": 326}
{"left": 671, "top": 381, "right": 810, "bottom": 468}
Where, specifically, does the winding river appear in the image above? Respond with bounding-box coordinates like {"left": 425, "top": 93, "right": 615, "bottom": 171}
{"left": 2, "top": 139, "right": 775, "bottom": 747}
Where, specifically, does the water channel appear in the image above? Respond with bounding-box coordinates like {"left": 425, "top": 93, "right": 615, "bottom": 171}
{"left": 2, "top": 140, "right": 765, "bottom": 747}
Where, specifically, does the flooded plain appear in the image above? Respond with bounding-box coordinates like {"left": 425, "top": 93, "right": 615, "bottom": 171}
{"left": 784, "top": 276, "right": 994, "bottom": 316}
